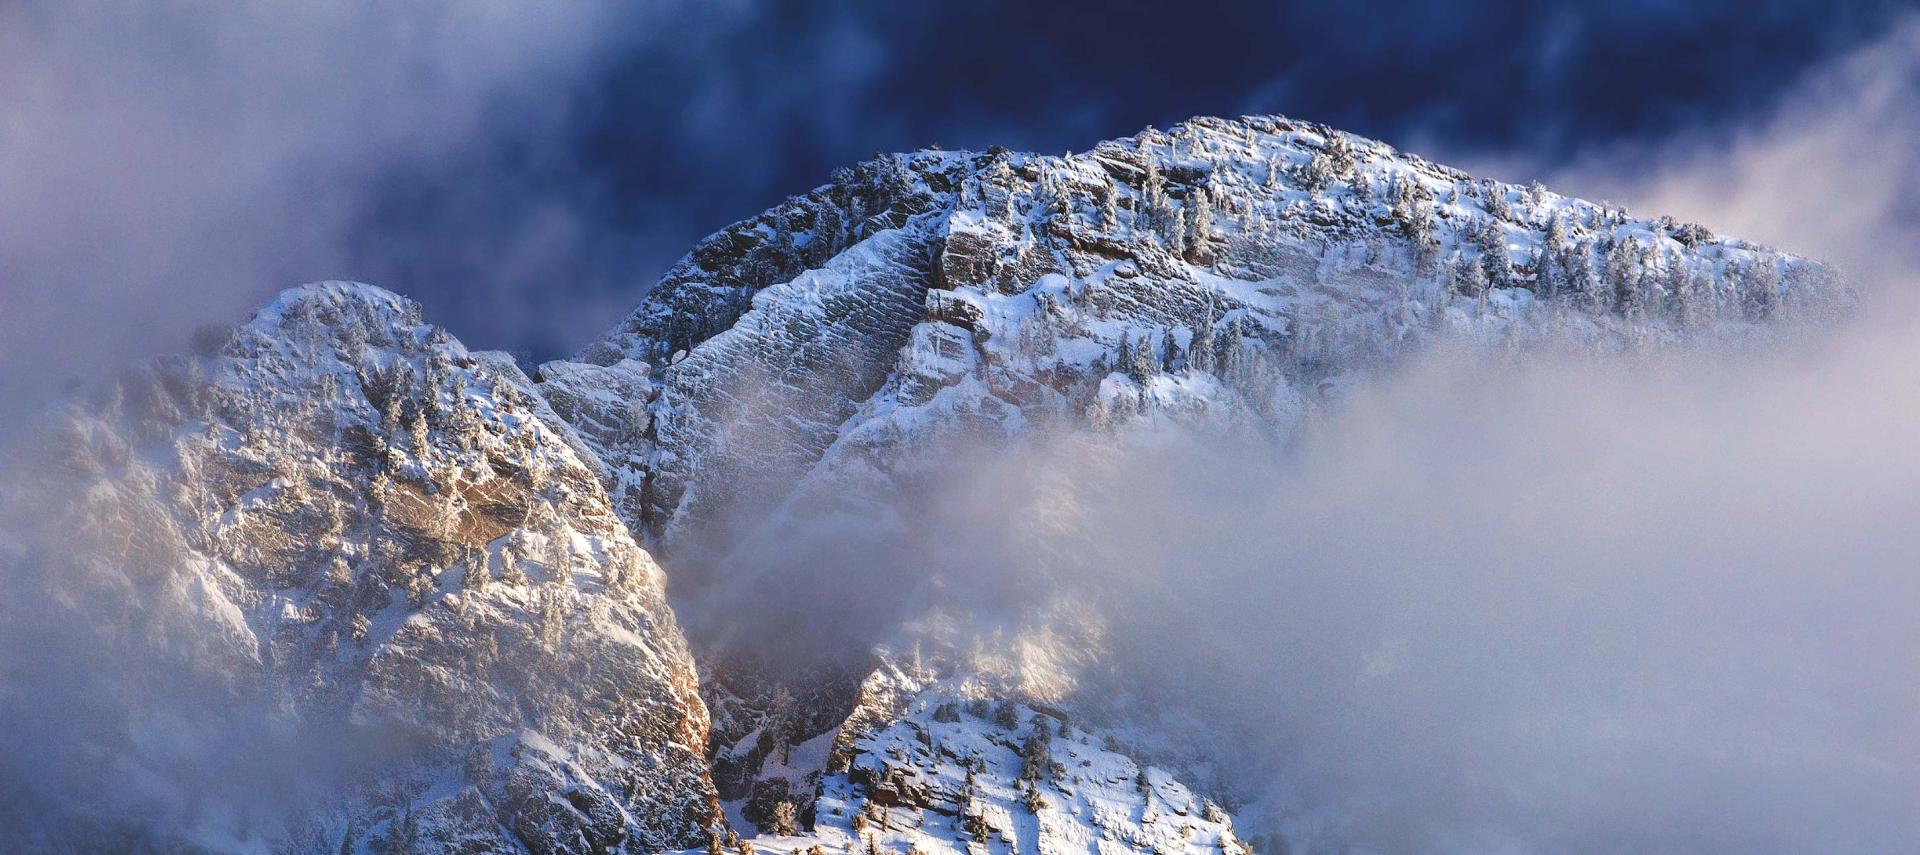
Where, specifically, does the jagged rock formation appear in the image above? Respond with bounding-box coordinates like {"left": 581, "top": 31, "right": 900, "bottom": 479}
{"left": 0, "top": 283, "right": 715, "bottom": 853}
{"left": 545, "top": 113, "right": 1844, "bottom": 596}
{"left": 0, "top": 113, "right": 1851, "bottom": 854}
{"left": 552, "top": 114, "right": 1843, "bottom": 553}
{"left": 535, "top": 114, "right": 1847, "bottom": 838}
{"left": 813, "top": 670, "right": 1248, "bottom": 855}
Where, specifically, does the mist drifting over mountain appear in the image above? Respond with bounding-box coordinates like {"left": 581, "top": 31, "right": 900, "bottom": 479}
{"left": 2, "top": 4, "right": 1917, "bottom": 854}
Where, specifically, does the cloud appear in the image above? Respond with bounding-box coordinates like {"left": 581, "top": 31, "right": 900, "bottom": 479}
{"left": 0, "top": 2, "right": 646, "bottom": 430}
{"left": 677, "top": 17, "right": 1920, "bottom": 852}
{"left": 5, "top": 5, "right": 1918, "bottom": 851}
{"left": 1453, "top": 14, "right": 1920, "bottom": 293}
{"left": 969, "top": 20, "right": 1920, "bottom": 851}
{"left": 1041, "top": 327, "right": 1920, "bottom": 853}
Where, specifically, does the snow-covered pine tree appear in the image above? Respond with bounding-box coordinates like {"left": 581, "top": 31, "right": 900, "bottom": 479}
{"left": 1019, "top": 720, "right": 1054, "bottom": 783}
{"left": 1215, "top": 317, "right": 1244, "bottom": 379}
{"left": 1666, "top": 258, "right": 1697, "bottom": 326}
{"left": 1299, "top": 148, "right": 1337, "bottom": 193}
{"left": 1186, "top": 189, "right": 1214, "bottom": 260}
{"left": 1534, "top": 244, "right": 1563, "bottom": 298}
{"left": 1561, "top": 237, "right": 1605, "bottom": 314}
{"left": 1022, "top": 780, "right": 1046, "bottom": 813}
{"left": 1188, "top": 313, "right": 1217, "bottom": 376}
{"left": 1127, "top": 332, "right": 1161, "bottom": 383}
{"left": 1605, "top": 237, "right": 1645, "bottom": 318}
{"left": 770, "top": 801, "right": 799, "bottom": 836}
{"left": 1484, "top": 180, "right": 1514, "bottom": 221}
{"left": 1736, "top": 256, "right": 1780, "bottom": 320}
{"left": 1474, "top": 220, "right": 1512, "bottom": 291}
{"left": 1140, "top": 159, "right": 1167, "bottom": 235}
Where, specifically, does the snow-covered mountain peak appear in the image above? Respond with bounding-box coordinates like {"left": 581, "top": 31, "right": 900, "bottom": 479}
{"left": 551, "top": 112, "right": 1845, "bottom": 560}
{"left": 529, "top": 113, "right": 1848, "bottom": 849}
{"left": 0, "top": 111, "right": 1856, "bottom": 854}
{"left": 1, "top": 280, "right": 718, "bottom": 853}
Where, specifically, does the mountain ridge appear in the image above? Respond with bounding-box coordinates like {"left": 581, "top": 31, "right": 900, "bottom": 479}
{"left": 0, "top": 113, "right": 1848, "bottom": 854}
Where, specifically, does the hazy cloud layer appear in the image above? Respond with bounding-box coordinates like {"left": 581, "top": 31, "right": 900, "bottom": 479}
{"left": 0, "top": 2, "right": 645, "bottom": 426}
{"left": 3, "top": 5, "right": 1918, "bottom": 852}
{"left": 1455, "top": 15, "right": 1920, "bottom": 291}
{"left": 955, "top": 23, "right": 1920, "bottom": 851}
{"left": 1045, "top": 327, "right": 1920, "bottom": 852}
{"left": 2, "top": 2, "right": 1903, "bottom": 438}
{"left": 684, "top": 19, "right": 1920, "bottom": 851}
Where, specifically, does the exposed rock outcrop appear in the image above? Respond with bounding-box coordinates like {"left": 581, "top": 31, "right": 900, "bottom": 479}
{"left": 0, "top": 283, "right": 717, "bottom": 853}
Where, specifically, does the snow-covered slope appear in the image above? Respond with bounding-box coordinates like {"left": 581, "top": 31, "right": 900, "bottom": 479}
{"left": 537, "top": 113, "right": 1847, "bottom": 845}
{"left": 818, "top": 682, "right": 1248, "bottom": 855}
{"left": 0, "top": 112, "right": 1851, "bottom": 854}
{"left": 0, "top": 283, "right": 716, "bottom": 853}
{"left": 674, "top": 654, "right": 1248, "bottom": 855}
{"left": 548, "top": 113, "right": 1843, "bottom": 562}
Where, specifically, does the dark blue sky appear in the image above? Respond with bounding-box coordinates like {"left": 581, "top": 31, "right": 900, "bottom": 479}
{"left": 2, "top": 0, "right": 1912, "bottom": 412}
{"left": 342, "top": 0, "right": 1912, "bottom": 361}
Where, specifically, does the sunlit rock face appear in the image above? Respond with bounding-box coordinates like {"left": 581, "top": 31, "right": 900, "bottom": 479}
{"left": 0, "top": 282, "right": 716, "bottom": 853}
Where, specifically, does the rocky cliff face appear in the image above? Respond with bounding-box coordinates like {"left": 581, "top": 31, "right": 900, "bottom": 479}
{"left": 547, "top": 113, "right": 1843, "bottom": 562}
{"left": 0, "top": 283, "right": 716, "bottom": 853}
{"left": 0, "top": 113, "right": 1849, "bottom": 854}
{"left": 534, "top": 114, "right": 1846, "bottom": 839}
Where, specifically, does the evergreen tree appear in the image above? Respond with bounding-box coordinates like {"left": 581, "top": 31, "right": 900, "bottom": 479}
{"left": 1560, "top": 238, "right": 1604, "bottom": 314}
{"left": 382, "top": 804, "right": 418, "bottom": 855}
{"left": 770, "top": 801, "right": 799, "bottom": 836}
{"left": 1140, "top": 159, "right": 1167, "bottom": 236}
{"left": 1544, "top": 211, "right": 1571, "bottom": 253}
{"left": 1449, "top": 253, "right": 1487, "bottom": 301}
{"left": 1412, "top": 226, "right": 1443, "bottom": 277}
{"left": 992, "top": 700, "right": 1021, "bottom": 730}
{"left": 537, "top": 585, "right": 565, "bottom": 651}
{"left": 1186, "top": 189, "right": 1214, "bottom": 259}
{"left": 1474, "top": 220, "right": 1511, "bottom": 291}
{"left": 1668, "top": 261, "right": 1698, "bottom": 326}
{"left": 1022, "top": 780, "right": 1047, "bottom": 814}
{"left": 1324, "top": 133, "right": 1357, "bottom": 175}
{"left": 1299, "top": 150, "right": 1337, "bottom": 193}
{"left": 1126, "top": 332, "right": 1160, "bottom": 383}
{"left": 1019, "top": 721, "right": 1054, "bottom": 783}
{"left": 1533, "top": 244, "right": 1562, "bottom": 297}
{"left": 1216, "top": 318, "right": 1246, "bottom": 383}
{"left": 1483, "top": 181, "right": 1514, "bottom": 221}
{"left": 1188, "top": 314, "right": 1217, "bottom": 376}
{"left": 1737, "top": 257, "right": 1779, "bottom": 320}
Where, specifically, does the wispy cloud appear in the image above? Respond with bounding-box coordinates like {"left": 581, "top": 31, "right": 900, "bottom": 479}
{"left": 0, "top": 2, "right": 645, "bottom": 427}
